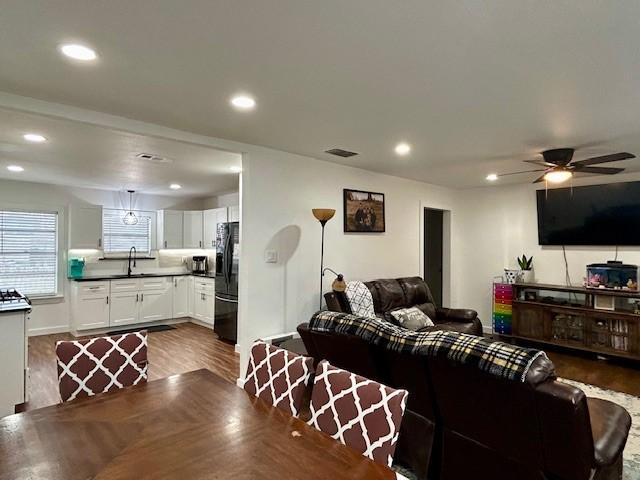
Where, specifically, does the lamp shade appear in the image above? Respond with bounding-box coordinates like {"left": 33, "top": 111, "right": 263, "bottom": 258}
{"left": 312, "top": 208, "right": 336, "bottom": 223}
{"left": 332, "top": 274, "right": 347, "bottom": 292}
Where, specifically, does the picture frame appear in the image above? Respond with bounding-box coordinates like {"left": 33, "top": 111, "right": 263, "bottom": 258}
{"left": 343, "top": 188, "right": 385, "bottom": 233}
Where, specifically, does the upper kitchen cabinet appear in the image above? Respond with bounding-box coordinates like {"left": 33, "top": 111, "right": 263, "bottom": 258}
{"left": 157, "top": 210, "right": 184, "bottom": 249}
{"left": 183, "top": 211, "right": 204, "bottom": 248}
{"left": 203, "top": 207, "right": 228, "bottom": 249}
{"left": 228, "top": 205, "right": 240, "bottom": 222}
{"left": 69, "top": 205, "right": 103, "bottom": 249}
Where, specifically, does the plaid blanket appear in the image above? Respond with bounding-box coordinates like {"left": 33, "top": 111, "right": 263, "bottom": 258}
{"left": 309, "top": 311, "right": 548, "bottom": 383}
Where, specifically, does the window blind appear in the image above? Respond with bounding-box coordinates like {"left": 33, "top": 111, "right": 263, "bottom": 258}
{"left": 0, "top": 210, "right": 58, "bottom": 296}
{"left": 103, "top": 209, "right": 152, "bottom": 254}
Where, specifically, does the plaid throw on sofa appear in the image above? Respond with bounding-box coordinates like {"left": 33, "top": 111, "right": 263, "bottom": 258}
{"left": 309, "top": 311, "right": 548, "bottom": 383}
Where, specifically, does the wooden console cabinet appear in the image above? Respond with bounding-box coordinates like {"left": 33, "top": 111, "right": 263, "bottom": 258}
{"left": 506, "top": 283, "right": 640, "bottom": 360}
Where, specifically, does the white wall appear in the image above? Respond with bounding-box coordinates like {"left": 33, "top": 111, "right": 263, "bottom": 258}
{"left": 456, "top": 172, "right": 640, "bottom": 326}
{"left": 0, "top": 179, "right": 207, "bottom": 335}
{"left": 238, "top": 150, "right": 462, "bottom": 374}
{"left": 202, "top": 191, "right": 240, "bottom": 209}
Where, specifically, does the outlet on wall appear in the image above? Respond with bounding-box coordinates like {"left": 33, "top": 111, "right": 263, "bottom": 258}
{"left": 264, "top": 250, "right": 278, "bottom": 263}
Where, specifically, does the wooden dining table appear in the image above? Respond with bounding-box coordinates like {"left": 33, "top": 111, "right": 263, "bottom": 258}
{"left": 0, "top": 369, "right": 396, "bottom": 480}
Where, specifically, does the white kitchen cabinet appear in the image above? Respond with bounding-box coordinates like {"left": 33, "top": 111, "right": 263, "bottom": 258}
{"left": 109, "top": 291, "right": 140, "bottom": 326}
{"left": 187, "top": 276, "right": 195, "bottom": 317}
{"left": 139, "top": 290, "right": 172, "bottom": 323}
{"left": 0, "top": 310, "right": 27, "bottom": 418}
{"left": 69, "top": 205, "right": 103, "bottom": 249}
{"left": 172, "top": 276, "right": 190, "bottom": 318}
{"left": 228, "top": 205, "right": 240, "bottom": 222}
{"left": 157, "top": 210, "right": 184, "bottom": 249}
{"left": 183, "top": 211, "right": 204, "bottom": 248}
{"left": 71, "top": 281, "right": 110, "bottom": 331}
{"left": 109, "top": 277, "right": 172, "bottom": 326}
{"left": 203, "top": 207, "right": 227, "bottom": 249}
{"left": 193, "top": 278, "right": 215, "bottom": 325}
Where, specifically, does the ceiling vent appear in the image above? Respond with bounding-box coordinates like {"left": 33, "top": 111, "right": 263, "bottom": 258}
{"left": 325, "top": 148, "right": 358, "bottom": 158}
{"left": 135, "top": 153, "right": 172, "bottom": 164}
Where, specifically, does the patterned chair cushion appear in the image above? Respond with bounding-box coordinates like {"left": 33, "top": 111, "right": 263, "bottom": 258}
{"left": 243, "top": 341, "right": 314, "bottom": 417}
{"left": 308, "top": 360, "right": 408, "bottom": 467}
{"left": 56, "top": 330, "right": 148, "bottom": 402}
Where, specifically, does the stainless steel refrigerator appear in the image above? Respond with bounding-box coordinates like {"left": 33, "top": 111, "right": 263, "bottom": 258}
{"left": 214, "top": 222, "right": 239, "bottom": 342}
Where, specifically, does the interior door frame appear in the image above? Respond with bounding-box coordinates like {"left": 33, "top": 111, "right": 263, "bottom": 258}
{"left": 419, "top": 202, "right": 452, "bottom": 308}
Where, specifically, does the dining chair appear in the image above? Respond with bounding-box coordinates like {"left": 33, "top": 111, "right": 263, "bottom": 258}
{"left": 243, "top": 340, "right": 314, "bottom": 416}
{"left": 56, "top": 330, "right": 148, "bottom": 402}
{"left": 308, "top": 360, "right": 408, "bottom": 468}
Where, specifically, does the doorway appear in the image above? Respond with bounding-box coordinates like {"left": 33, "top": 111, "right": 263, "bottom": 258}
{"left": 423, "top": 208, "right": 444, "bottom": 306}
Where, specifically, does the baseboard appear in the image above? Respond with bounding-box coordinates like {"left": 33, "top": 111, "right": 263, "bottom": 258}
{"left": 189, "top": 318, "right": 214, "bottom": 330}
{"left": 236, "top": 377, "right": 244, "bottom": 388}
{"left": 235, "top": 343, "right": 240, "bottom": 353}
{"left": 28, "top": 325, "right": 70, "bottom": 337}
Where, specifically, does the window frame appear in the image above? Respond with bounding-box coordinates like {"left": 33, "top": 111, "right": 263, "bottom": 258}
{"left": 101, "top": 208, "right": 156, "bottom": 257}
{"left": 0, "top": 204, "right": 64, "bottom": 299}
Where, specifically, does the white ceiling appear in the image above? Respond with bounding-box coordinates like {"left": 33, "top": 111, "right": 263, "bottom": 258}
{"left": 0, "top": 108, "right": 241, "bottom": 196}
{"left": 1, "top": 1, "right": 640, "bottom": 188}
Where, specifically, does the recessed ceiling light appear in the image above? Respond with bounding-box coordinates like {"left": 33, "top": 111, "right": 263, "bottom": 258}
{"left": 486, "top": 173, "right": 499, "bottom": 181}
{"left": 394, "top": 142, "right": 411, "bottom": 156}
{"left": 59, "top": 43, "right": 97, "bottom": 61}
{"left": 7, "top": 165, "right": 24, "bottom": 172}
{"left": 169, "top": 183, "right": 182, "bottom": 190}
{"left": 23, "top": 133, "right": 47, "bottom": 143}
{"left": 230, "top": 95, "right": 256, "bottom": 110}
{"left": 229, "top": 166, "right": 243, "bottom": 173}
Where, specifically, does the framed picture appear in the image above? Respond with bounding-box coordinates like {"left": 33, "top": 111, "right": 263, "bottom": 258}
{"left": 343, "top": 189, "right": 385, "bottom": 233}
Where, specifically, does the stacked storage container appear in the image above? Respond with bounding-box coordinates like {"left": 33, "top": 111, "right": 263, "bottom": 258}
{"left": 493, "top": 283, "right": 513, "bottom": 334}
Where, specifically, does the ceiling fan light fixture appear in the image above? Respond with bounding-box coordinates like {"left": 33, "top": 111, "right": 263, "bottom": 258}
{"left": 544, "top": 169, "right": 573, "bottom": 184}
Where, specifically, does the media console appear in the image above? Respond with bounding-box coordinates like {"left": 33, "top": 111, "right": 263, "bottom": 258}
{"left": 496, "top": 282, "right": 640, "bottom": 361}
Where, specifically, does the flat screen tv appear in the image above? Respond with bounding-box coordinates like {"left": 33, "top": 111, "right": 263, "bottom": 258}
{"left": 536, "top": 181, "right": 640, "bottom": 246}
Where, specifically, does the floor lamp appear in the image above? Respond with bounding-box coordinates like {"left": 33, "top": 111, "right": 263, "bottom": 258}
{"left": 312, "top": 208, "right": 336, "bottom": 309}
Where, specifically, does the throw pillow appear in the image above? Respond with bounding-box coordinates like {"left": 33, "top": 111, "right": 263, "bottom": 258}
{"left": 390, "top": 306, "right": 434, "bottom": 331}
{"left": 344, "top": 281, "right": 376, "bottom": 318}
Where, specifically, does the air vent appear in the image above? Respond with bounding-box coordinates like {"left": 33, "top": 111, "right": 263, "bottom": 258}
{"left": 135, "top": 153, "right": 172, "bottom": 164}
{"left": 325, "top": 148, "right": 358, "bottom": 158}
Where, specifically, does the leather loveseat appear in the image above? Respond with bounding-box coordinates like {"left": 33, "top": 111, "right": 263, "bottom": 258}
{"left": 325, "top": 276, "right": 483, "bottom": 336}
{"left": 298, "top": 317, "right": 631, "bottom": 480}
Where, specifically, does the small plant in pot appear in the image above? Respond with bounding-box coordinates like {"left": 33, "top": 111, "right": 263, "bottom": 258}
{"left": 517, "top": 254, "right": 534, "bottom": 283}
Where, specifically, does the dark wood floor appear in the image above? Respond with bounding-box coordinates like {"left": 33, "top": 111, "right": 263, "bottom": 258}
{"left": 27, "top": 322, "right": 239, "bottom": 410}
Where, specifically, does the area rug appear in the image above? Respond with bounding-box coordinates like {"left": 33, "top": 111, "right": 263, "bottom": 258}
{"left": 393, "top": 379, "right": 640, "bottom": 480}
{"left": 560, "top": 379, "right": 640, "bottom": 480}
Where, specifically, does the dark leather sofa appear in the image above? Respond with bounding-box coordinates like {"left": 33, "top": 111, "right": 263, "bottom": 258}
{"left": 325, "top": 276, "right": 484, "bottom": 336}
{"left": 298, "top": 320, "right": 631, "bottom": 480}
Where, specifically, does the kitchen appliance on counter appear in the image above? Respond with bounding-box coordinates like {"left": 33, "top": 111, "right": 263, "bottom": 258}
{"left": 214, "top": 222, "right": 239, "bottom": 343}
{"left": 192, "top": 256, "right": 209, "bottom": 274}
{"left": 586, "top": 261, "right": 638, "bottom": 290}
{"left": 0, "top": 288, "right": 31, "bottom": 417}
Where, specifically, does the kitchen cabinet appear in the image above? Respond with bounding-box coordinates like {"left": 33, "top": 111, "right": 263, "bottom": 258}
{"left": 157, "top": 210, "right": 184, "bottom": 249}
{"left": 109, "top": 291, "right": 139, "bottom": 326}
{"left": 228, "top": 205, "right": 240, "bottom": 222}
{"left": 172, "top": 276, "right": 190, "bottom": 318}
{"left": 187, "top": 276, "right": 195, "bottom": 317}
{"left": 139, "top": 290, "right": 172, "bottom": 323}
{"left": 109, "top": 277, "right": 172, "bottom": 326}
{"left": 193, "top": 278, "right": 215, "bottom": 325}
{"left": 0, "top": 310, "right": 27, "bottom": 418}
{"left": 71, "top": 281, "right": 110, "bottom": 330}
{"left": 69, "top": 205, "right": 103, "bottom": 249}
{"left": 203, "top": 207, "right": 227, "bottom": 249}
{"left": 183, "top": 211, "right": 204, "bottom": 248}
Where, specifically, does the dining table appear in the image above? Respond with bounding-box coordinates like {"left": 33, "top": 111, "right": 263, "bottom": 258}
{"left": 0, "top": 368, "right": 397, "bottom": 479}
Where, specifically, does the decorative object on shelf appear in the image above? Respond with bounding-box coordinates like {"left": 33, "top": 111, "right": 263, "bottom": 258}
{"left": 504, "top": 268, "right": 521, "bottom": 284}
{"left": 122, "top": 190, "right": 138, "bottom": 226}
{"left": 492, "top": 282, "right": 513, "bottom": 334}
{"left": 517, "top": 254, "right": 534, "bottom": 283}
{"left": 322, "top": 267, "right": 346, "bottom": 292}
{"left": 343, "top": 189, "right": 385, "bottom": 233}
{"left": 312, "top": 208, "right": 336, "bottom": 309}
{"left": 587, "top": 261, "right": 638, "bottom": 291}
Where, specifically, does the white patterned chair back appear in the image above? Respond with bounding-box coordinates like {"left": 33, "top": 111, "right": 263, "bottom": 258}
{"left": 308, "top": 360, "right": 408, "bottom": 467}
{"left": 243, "top": 340, "right": 314, "bottom": 417}
{"left": 56, "top": 330, "right": 148, "bottom": 402}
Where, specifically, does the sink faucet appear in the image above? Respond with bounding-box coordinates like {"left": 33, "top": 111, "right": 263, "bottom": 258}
{"left": 127, "top": 247, "right": 137, "bottom": 277}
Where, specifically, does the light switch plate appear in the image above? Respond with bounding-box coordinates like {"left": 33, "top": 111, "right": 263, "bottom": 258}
{"left": 264, "top": 250, "right": 278, "bottom": 263}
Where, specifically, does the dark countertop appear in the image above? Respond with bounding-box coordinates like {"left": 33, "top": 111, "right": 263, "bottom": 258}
{"left": 70, "top": 272, "right": 216, "bottom": 282}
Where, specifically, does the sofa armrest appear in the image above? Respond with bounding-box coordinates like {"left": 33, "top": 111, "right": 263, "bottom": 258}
{"left": 588, "top": 397, "right": 631, "bottom": 468}
{"left": 435, "top": 307, "right": 478, "bottom": 323}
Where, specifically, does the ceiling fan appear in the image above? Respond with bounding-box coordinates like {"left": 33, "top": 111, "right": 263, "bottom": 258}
{"left": 494, "top": 148, "right": 636, "bottom": 184}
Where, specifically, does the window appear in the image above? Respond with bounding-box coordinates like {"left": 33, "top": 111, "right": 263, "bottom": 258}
{"left": 102, "top": 209, "right": 153, "bottom": 254}
{"left": 0, "top": 210, "right": 58, "bottom": 296}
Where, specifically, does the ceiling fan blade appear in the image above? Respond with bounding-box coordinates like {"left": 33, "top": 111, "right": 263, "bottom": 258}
{"left": 572, "top": 166, "right": 625, "bottom": 175}
{"left": 524, "top": 159, "right": 555, "bottom": 168}
{"left": 571, "top": 152, "right": 635, "bottom": 167}
{"left": 533, "top": 174, "right": 547, "bottom": 183}
{"left": 498, "top": 169, "right": 546, "bottom": 177}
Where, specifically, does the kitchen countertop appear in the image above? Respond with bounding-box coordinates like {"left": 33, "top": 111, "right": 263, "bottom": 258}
{"left": 70, "top": 272, "right": 216, "bottom": 282}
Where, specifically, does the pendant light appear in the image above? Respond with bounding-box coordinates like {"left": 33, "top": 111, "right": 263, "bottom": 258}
{"left": 122, "top": 190, "right": 139, "bottom": 225}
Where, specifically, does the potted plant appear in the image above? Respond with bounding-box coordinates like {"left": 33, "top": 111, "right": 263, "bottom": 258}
{"left": 517, "top": 254, "right": 534, "bottom": 283}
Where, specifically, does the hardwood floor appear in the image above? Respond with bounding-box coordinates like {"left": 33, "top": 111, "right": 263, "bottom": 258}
{"left": 27, "top": 322, "right": 239, "bottom": 410}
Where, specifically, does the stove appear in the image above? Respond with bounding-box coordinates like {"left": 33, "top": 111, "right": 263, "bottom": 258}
{"left": 0, "top": 289, "right": 31, "bottom": 313}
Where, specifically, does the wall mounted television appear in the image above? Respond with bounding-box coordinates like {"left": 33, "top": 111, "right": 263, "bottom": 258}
{"left": 536, "top": 181, "right": 640, "bottom": 246}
